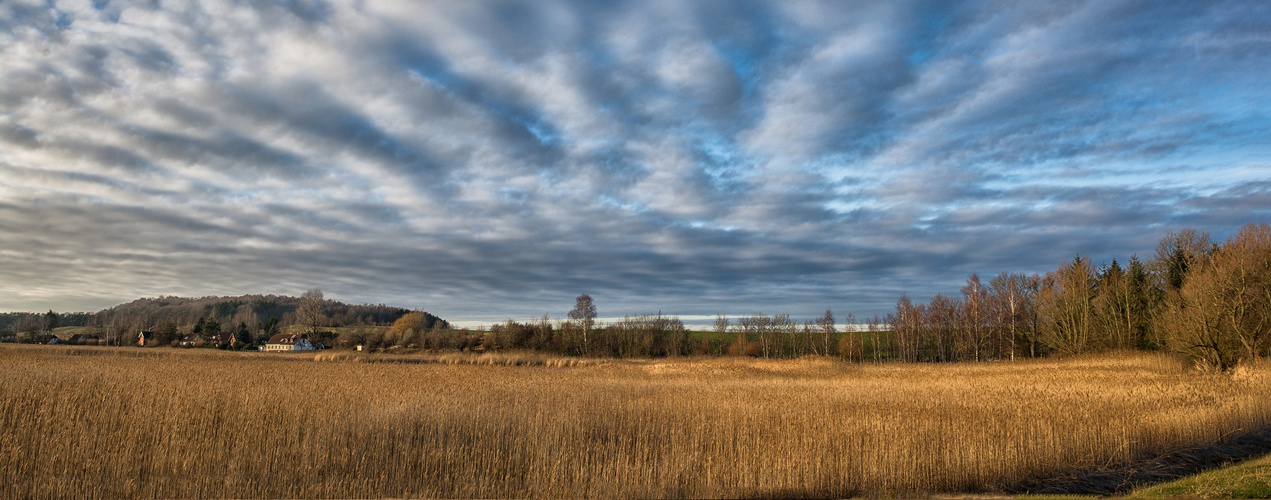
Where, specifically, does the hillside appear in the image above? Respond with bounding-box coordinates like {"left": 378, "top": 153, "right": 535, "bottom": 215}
{"left": 3, "top": 294, "right": 447, "bottom": 345}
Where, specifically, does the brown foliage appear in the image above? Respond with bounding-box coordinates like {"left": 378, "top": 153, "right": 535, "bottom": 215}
{"left": 836, "top": 332, "right": 863, "bottom": 361}
{"left": 1162, "top": 223, "right": 1271, "bottom": 370}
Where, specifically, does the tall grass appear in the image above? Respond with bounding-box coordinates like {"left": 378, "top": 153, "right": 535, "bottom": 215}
{"left": 2, "top": 345, "right": 1269, "bottom": 498}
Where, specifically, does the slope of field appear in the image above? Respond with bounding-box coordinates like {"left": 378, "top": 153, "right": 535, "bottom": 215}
{"left": 1128, "top": 451, "right": 1271, "bottom": 498}
{"left": 1, "top": 345, "right": 1269, "bottom": 498}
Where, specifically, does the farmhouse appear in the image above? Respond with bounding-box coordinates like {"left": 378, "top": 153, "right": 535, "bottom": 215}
{"left": 137, "top": 330, "right": 154, "bottom": 346}
{"left": 213, "top": 332, "right": 234, "bottom": 346}
{"left": 179, "top": 334, "right": 201, "bottom": 347}
{"left": 264, "top": 333, "right": 315, "bottom": 351}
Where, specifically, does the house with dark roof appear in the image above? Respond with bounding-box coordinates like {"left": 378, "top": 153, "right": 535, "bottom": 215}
{"left": 213, "top": 332, "right": 234, "bottom": 346}
{"left": 137, "top": 330, "right": 154, "bottom": 346}
{"left": 264, "top": 333, "right": 315, "bottom": 351}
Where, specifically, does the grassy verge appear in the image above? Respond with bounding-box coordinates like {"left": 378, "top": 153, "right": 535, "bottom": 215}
{"left": 1127, "top": 452, "right": 1271, "bottom": 498}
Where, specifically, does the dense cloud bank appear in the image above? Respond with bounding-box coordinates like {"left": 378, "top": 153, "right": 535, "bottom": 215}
{"left": 1, "top": 0, "right": 1268, "bottom": 323}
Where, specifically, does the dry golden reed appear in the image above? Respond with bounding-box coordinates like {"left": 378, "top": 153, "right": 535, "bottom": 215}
{"left": 2, "top": 345, "right": 1269, "bottom": 498}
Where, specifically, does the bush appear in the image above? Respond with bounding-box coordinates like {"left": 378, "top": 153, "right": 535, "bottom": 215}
{"left": 838, "top": 335, "right": 863, "bottom": 362}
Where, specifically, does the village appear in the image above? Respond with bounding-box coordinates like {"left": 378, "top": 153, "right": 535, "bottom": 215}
{"left": 24, "top": 330, "right": 325, "bottom": 351}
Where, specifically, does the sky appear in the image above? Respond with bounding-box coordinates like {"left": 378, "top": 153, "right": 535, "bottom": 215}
{"left": 1, "top": 0, "right": 1269, "bottom": 327}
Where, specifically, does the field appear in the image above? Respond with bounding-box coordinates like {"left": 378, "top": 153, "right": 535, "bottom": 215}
{"left": 2, "top": 345, "right": 1270, "bottom": 498}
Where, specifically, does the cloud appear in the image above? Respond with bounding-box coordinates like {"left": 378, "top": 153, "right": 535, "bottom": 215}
{"left": 1, "top": 0, "right": 1268, "bottom": 325}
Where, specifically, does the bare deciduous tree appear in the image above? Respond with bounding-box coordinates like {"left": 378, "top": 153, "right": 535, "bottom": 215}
{"left": 819, "top": 309, "right": 835, "bottom": 357}
{"left": 231, "top": 305, "right": 259, "bottom": 341}
{"left": 867, "top": 314, "right": 883, "bottom": 362}
{"left": 928, "top": 294, "right": 959, "bottom": 362}
{"left": 714, "top": 314, "right": 730, "bottom": 335}
{"left": 1093, "top": 260, "right": 1133, "bottom": 350}
{"left": 893, "top": 296, "right": 920, "bottom": 363}
{"left": 568, "top": 294, "right": 597, "bottom": 352}
{"left": 1152, "top": 229, "right": 1212, "bottom": 292}
{"left": 297, "top": 289, "right": 327, "bottom": 337}
{"left": 1039, "top": 256, "right": 1096, "bottom": 356}
{"left": 961, "top": 274, "right": 988, "bottom": 361}
{"left": 1163, "top": 223, "right": 1271, "bottom": 370}
{"left": 989, "top": 272, "right": 1030, "bottom": 361}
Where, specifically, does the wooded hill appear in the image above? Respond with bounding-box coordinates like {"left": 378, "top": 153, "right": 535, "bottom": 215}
{"left": 2, "top": 294, "right": 447, "bottom": 346}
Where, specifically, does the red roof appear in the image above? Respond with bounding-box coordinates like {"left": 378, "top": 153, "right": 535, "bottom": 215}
{"left": 266, "top": 333, "right": 307, "bottom": 345}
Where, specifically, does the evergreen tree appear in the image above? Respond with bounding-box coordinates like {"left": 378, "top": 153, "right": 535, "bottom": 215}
{"left": 258, "top": 317, "right": 280, "bottom": 343}
{"left": 1126, "top": 256, "right": 1159, "bottom": 349}
{"left": 235, "top": 322, "right": 252, "bottom": 347}
{"left": 156, "top": 323, "right": 180, "bottom": 346}
{"left": 42, "top": 310, "right": 59, "bottom": 334}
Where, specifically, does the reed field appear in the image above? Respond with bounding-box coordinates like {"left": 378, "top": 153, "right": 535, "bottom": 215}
{"left": 2, "top": 345, "right": 1269, "bottom": 498}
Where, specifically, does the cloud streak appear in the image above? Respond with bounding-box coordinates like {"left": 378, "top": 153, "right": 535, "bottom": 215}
{"left": 1, "top": 0, "right": 1268, "bottom": 325}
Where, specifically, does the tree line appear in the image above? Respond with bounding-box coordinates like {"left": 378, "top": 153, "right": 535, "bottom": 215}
{"left": 2, "top": 291, "right": 447, "bottom": 348}
{"left": 6, "top": 224, "right": 1267, "bottom": 370}
{"left": 369, "top": 309, "right": 697, "bottom": 358}
{"left": 375, "top": 224, "right": 1267, "bottom": 371}
{"left": 882, "top": 224, "right": 1270, "bottom": 370}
